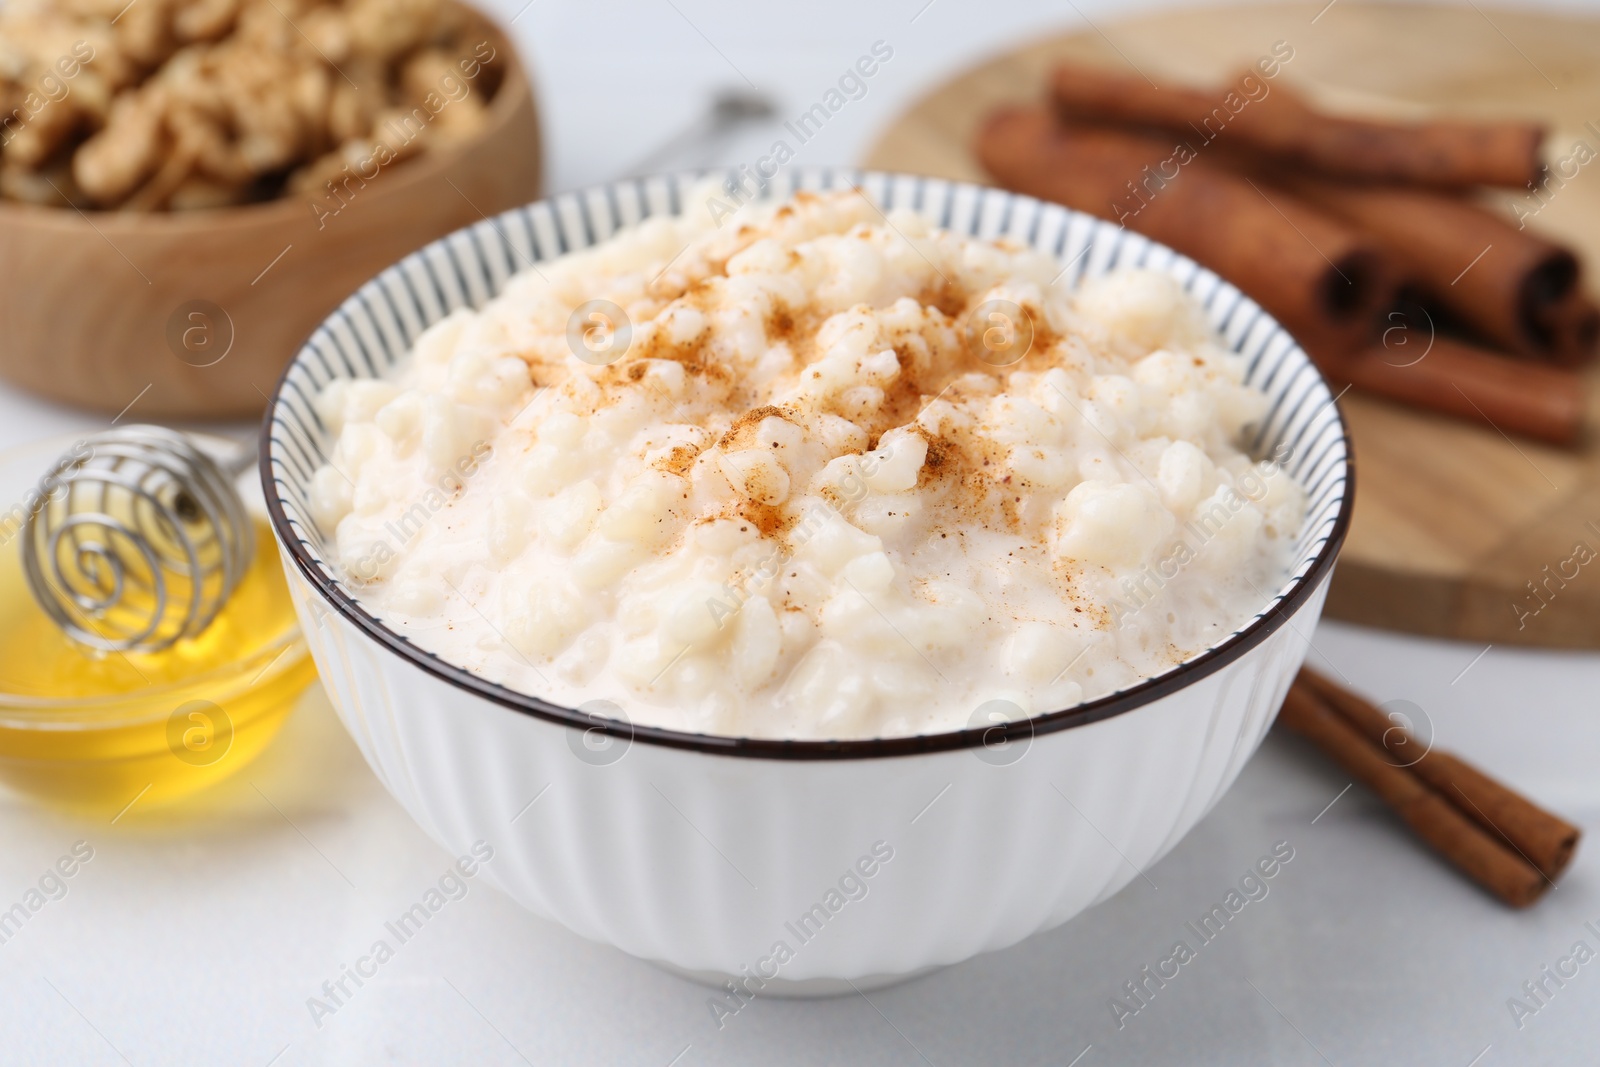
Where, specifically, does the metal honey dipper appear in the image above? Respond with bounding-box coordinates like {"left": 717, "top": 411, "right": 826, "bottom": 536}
{"left": 20, "top": 425, "right": 255, "bottom": 654}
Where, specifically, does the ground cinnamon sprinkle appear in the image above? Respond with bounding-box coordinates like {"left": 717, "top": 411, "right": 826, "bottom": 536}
{"left": 655, "top": 444, "right": 701, "bottom": 477}
{"left": 768, "top": 305, "right": 797, "bottom": 339}
{"left": 916, "top": 432, "right": 953, "bottom": 481}
{"left": 920, "top": 280, "right": 971, "bottom": 320}
{"left": 718, "top": 405, "right": 795, "bottom": 450}
{"left": 741, "top": 501, "right": 792, "bottom": 538}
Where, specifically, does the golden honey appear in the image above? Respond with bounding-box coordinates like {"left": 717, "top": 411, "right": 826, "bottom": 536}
{"left": 0, "top": 519, "right": 315, "bottom": 813}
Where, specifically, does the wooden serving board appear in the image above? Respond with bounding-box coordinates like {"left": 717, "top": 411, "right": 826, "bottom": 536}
{"left": 864, "top": 1, "right": 1600, "bottom": 650}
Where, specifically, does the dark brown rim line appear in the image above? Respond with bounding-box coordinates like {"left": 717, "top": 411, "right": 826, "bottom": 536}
{"left": 258, "top": 196, "right": 1356, "bottom": 763}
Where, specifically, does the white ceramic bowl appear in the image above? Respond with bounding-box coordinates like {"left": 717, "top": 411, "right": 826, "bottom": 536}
{"left": 261, "top": 168, "right": 1352, "bottom": 993}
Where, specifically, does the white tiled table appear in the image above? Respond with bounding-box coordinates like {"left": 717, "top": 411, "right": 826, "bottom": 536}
{"left": 2, "top": 2, "right": 1597, "bottom": 1063}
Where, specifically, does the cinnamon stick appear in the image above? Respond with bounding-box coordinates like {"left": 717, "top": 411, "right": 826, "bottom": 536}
{"left": 1277, "top": 682, "right": 1550, "bottom": 907}
{"left": 974, "top": 105, "right": 1395, "bottom": 352}
{"left": 1050, "top": 62, "right": 1546, "bottom": 189}
{"left": 1298, "top": 669, "right": 1580, "bottom": 880}
{"left": 1275, "top": 176, "right": 1581, "bottom": 360}
{"left": 1538, "top": 292, "right": 1600, "bottom": 367}
{"left": 974, "top": 102, "right": 1585, "bottom": 445}
{"left": 1318, "top": 336, "right": 1584, "bottom": 447}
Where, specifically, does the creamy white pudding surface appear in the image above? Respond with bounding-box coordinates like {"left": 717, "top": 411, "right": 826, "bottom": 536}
{"left": 309, "top": 188, "right": 1305, "bottom": 740}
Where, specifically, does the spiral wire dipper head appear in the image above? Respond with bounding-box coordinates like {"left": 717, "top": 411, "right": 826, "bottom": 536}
{"left": 21, "top": 426, "right": 255, "bottom": 655}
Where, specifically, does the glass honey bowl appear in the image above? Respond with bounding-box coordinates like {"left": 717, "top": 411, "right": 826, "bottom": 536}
{"left": 0, "top": 434, "right": 316, "bottom": 814}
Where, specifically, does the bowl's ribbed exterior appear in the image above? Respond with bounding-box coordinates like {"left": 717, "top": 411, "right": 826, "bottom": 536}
{"left": 286, "top": 554, "right": 1327, "bottom": 979}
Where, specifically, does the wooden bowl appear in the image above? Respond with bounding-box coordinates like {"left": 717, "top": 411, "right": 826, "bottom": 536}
{"left": 0, "top": 7, "right": 541, "bottom": 420}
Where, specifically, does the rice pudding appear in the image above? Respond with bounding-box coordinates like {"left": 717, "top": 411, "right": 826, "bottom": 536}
{"left": 308, "top": 188, "right": 1305, "bottom": 740}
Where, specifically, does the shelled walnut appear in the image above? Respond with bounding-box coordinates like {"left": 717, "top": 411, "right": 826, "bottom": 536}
{"left": 0, "top": 0, "right": 501, "bottom": 211}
